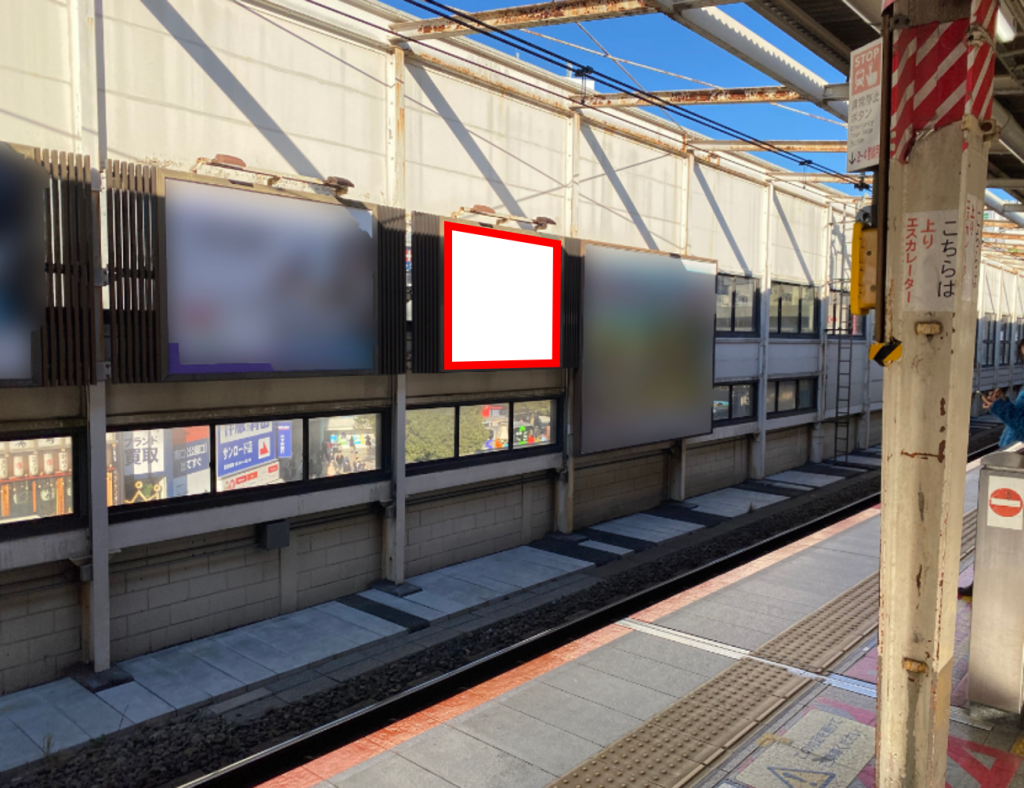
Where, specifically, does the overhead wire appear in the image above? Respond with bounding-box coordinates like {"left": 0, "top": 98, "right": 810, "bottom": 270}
{"left": 523, "top": 28, "right": 847, "bottom": 129}
{"left": 286, "top": 0, "right": 862, "bottom": 194}
{"left": 393, "top": 0, "right": 862, "bottom": 184}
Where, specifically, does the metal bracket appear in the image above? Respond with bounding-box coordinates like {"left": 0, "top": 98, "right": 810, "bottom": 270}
{"left": 94, "top": 268, "right": 109, "bottom": 287}
{"left": 96, "top": 361, "right": 111, "bottom": 381}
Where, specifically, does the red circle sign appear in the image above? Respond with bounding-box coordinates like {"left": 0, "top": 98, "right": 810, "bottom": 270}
{"left": 990, "top": 488, "right": 1023, "bottom": 517}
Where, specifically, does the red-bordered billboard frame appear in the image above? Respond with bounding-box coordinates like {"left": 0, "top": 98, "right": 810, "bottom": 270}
{"left": 443, "top": 221, "right": 562, "bottom": 371}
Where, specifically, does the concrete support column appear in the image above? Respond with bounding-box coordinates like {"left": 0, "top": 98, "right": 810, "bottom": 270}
{"left": 809, "top": 424, "right": 824, "bottom": 463}
{"left": 279, "top": 543, "right": 297, "bottom": 615}
{"left": 386, "top": 48, "right": 405, "bottom": 208}
{"left": 751, "top": 183, "right": 775, "bottom": 480}
{"left": 87, "top": 383, "right": 110, "bottom": 672}
{"left": 668, "top": 439, "right": 686, "bottom": 501}
{"left": 383, "top": 374, "right": 407, "bottom": 583}
{"left": 877, "top": 2, "right": 989, "bottom": 782}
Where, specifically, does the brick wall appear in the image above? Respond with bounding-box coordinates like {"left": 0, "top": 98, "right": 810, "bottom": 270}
{"left": 109, "top": 526, "right": 280, "bottom": 663}
{"left": 764, "top": 426, "right": 811, "bottom": 476}
{"left": 685, "top": 438, "right": 748, "bottom": 497}
{"left": 294, "top": 512, "right": 381, "bottom": 610}
{"left": 574, "top": 450, "right": 667, "bottom": 529}
{"left": 406, "top": 479, "right": 552, "bottom": 577}
{"left": 0, "top": 562, "right": 80, "bottom": 694}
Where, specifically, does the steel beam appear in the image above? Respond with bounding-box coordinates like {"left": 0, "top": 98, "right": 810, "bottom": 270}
{"left": 772, "top": 172, "right": 871, "bottom": 183}
{"left": 578, "top": 85, "right": 804, "bottom": 107}
{"left": 988, "top": 178, "right": 1024, "bottom": 189}
{"left": 390, "top": 0, "right": 657, "bottom": 39}
{"left": 693, "top": 139, "right": 846, "bottom": 152}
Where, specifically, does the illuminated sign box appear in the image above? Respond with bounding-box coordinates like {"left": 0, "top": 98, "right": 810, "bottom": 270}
{"left": 411, "top": 214, "right": 580, "bottom": 373}
{"left": 157, "top": 173, "right": 405, "bottom": 379}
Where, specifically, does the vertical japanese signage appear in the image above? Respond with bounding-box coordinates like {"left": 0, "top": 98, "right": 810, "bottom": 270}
{"left": 902, "top": 209, "right": 959, "bottom": 310}
{"left": 847, "top": 40, "right": 883, "bottom": 172}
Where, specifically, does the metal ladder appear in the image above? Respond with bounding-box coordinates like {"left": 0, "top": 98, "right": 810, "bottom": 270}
{"left": 832, "top": 286, "right": 855, "bottom": 464}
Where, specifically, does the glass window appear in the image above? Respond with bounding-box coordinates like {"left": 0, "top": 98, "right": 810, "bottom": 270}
{"left": 459, "top": 403, "right": 510, "bottom": 456}
{"left": 513, "top": 400, "right": 556, "bottom": 449}
{"left": 713, "top": 386, "right": 731, "bottom": 421}
{"left": 406, "top": 408, "right": 456, "bottom": 464}
{"left": 768, "top": 289, "right": 781, "bottom": 334}
{"left": 107, "top": 427, "right": 211, "bottom": 506}
{"left": 215, "top": 420, "right": 303, "bottom": 493}
{"left": 734, "top": 278, "right": 756, "bottom": 333}
{"left": 716, "top": 277, "right": 734, "bottom": 333}
{"left": 732, "top": 384, "right": 754, "bottom": 420}
{"left": 779, "top": 284, "right": 800, "bottom": 334}
{"left": 799, "top": 287, "right": 816, "bottom": 334}
{"left": 309, "top": 415, "right": 380, "bottom": 479}
{"left": 0, "top": 437, "right": 74, "bottom": 524}
{"left": 766, "top": 382, "right": 778, "bottom": 413}
{"left": 776, "top": 380, "right": 797, "bottom": 412}
{"left": 798, "top": 379, "right": 815, "bottom": 410}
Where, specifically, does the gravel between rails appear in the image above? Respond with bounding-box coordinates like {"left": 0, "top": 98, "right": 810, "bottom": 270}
{"left": 5, "top": 430, "right": 999, "bottom": 788}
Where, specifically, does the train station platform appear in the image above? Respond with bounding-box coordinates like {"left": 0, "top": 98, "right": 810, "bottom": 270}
{"left": 0, "top": 456, "right": 885, "bottom": 777}
{"left": 253, "top": 458, "right": 1017, "bottom": 788}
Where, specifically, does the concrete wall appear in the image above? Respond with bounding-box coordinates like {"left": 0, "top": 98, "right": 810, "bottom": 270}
{"left": 574, "top": 450, "right": 668, "bottom": 529}
{"left": 764, "top": 426, "right": 812, "bottom": 476}
{"left": 406, "top": 478, "right": 552, "bottom": 576}
{"left": 686, "top": 438, "right": 750, "bottom": 497}
{"left": 0, "top": 562, "right": 81, "bottom": 694}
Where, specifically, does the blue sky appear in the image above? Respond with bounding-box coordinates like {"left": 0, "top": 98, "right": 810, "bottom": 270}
{"left": 394, "top": 0, "right": 861, "bottom": 194}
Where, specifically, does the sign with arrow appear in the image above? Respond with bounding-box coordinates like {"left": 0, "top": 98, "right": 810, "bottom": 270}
{"left": 847, "top": 40, "right": 882, "bottom": 172}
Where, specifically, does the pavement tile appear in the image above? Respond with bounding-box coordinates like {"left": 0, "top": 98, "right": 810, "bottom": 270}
{"left": 313, "top": 602, "right": 407, "bottom": 637}
{"left": 577, "top": 645, "right": 708, "bottom": 698}
{"left": 211, "top": 630, "right": 308, "bottom": 674}
{"left": 609, "top": 632, "right": 738, "bottom": 678}
{"left": 578, "top": 539, "right": 633, "bottom": 555}
{"left": 497, "top": 682, "right": 643, "bottom": 746}
{"left": 500, "top": 546, "right": 592, "bottom": 573}
{"left": 537, "top": 662, "right": 675, "bottom": 720}
{"left": 150, "top": 648, "right": 244, "bottom": 698}
{"left": 359, "top": 589, "right": 449, "bottom": 620}
{"left": 653, "top": 609, "right": 771, "bottom": 650}
{"left": 396, "top": 725, "right": 555, "bottom": 788}
{"left": 325, "top": 750, "right": 457, "bottom": 787}
{"left": 120, "top": 654, "right": 212, "bottom": 709}
{"left": 0, "top": 716, "right": 45, "bottom": 771}
{"left": 31, "top": 678, "right": 125, "bottom": 737}
{"left": 180, "top": 638, "right": 276, "bottom": 685}
{"left": 449, "top": 701, "right": 601, "bottom": 774}
{"left": 680, "top": 598, "right": 798, "bottom": 636}
{"left": 95, "top": 681, "right": 175, "bottom": 725}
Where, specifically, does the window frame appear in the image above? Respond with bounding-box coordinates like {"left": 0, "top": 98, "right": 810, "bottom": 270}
{"left": 769, "top": 281, "right": 819, "bottom": 339}
{"left": 712, "top": 381, "right": 758, "bottom": 425}
{"left": 765, "top": 377, "right": 819, "bottom": 418}
{"left": 405, "top": 397, "right": 562, "bottom": 476}
{"left": 980, "top": 314, "right": 997, "bottom": 368}
{"left": 827, "top": 288, "right": 867, "bottom": 339}
{"left": 999, "top": 315, "right": 1013, "bottom": 366}
{"left": 106, "top": 408, "right": 391, "bottom": 523}
{"left": 0, "top": 425, "right": 88, "bottom": 541}
{"left": 714, "top": 274, "right": 761, "bottom": 337}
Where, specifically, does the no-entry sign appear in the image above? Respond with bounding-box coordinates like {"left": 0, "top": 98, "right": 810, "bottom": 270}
{"left": 988, "top": 478, "right": 1024, "bottom": 530}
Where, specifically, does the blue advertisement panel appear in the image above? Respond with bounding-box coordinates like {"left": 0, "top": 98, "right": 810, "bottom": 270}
{"left": 276, "top": 422, "right": 293, "bottom": 459}
{"left": 217, "top": 422, "right": 276, "bottom": 477}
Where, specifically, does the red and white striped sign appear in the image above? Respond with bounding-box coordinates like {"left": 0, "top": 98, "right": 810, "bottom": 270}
{"left": 890, "top": 2, "right": 996, "bottom": 163}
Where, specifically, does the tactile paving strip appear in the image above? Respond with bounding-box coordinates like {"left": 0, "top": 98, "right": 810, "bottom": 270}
{"left": 750, "top": 573, "right": 879, "bottom": 673}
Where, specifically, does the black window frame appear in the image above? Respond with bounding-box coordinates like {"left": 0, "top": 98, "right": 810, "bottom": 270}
{"left": 980, "top": 314, "right": 997, "bottom": 368}
{"left": 715, "top": 274, "right": 760, "bottom": 337}
{"left": 765, "top": 377, "right": 818, "bottom": 418}
{"left": 999, "top": 315, "right": 1013, "bottom": 366}
{"left": 106, "top": 408, "right": 391, "bottom": 523}
{"left": 769, "top": 282, "right": 819, "bottom": 338}
{"left": 712, "top": 381, "right": 758, "bottom": 425}
{"left": 827, "top": 288, "right": 867, "bottom": 339}
{"left": 405, "top": 397, "right": 562, "bottom": 476}
{"left": 0, "top": 425, "right": 88, "bottom": 542}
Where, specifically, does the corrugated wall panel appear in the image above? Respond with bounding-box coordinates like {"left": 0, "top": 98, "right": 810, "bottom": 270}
{"left": 577, "top": 124, "right": 684, "bottom": 252}
{"left": 101, "top": 0, "right": 390, "bottom": 203}
{"left": 771, "top": 192, "right": 825, "bottom": 284}
{"left": 404, "top": 63, "right": 567, "bottom": 223}
{"left": 688, "top": 162, "right": 764, "bottom": 276}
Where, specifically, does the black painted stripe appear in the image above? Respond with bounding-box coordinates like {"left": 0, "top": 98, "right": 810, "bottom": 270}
{"left": 733, "top": 481, "right": 803, "bottom": 498}
{"left": 578, "top": 528, "right": 657, "bottom": 553}
{"left": 530, "top": 537, "right": 619, "bottom": 566}
{"left": 646, "top": 503, "right": 727, "bottom": 527}
{"left": 338, "top": 594, "right": 429, "bottom": 632}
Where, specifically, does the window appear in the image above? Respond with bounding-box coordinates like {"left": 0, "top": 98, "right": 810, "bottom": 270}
{"left": 980, "top": 314, "right": 997, "bottom": 367}
{"left": 765, "top": 378, "right": 817, "bottom": 416}
{"left": 769, "top": 282, "right": 818, "bottom": 337}
{"left": 512, "top": 401, "right": 555, "bottom": 449}
{"left": 0, "top": 437, "right": 75, "bottom": 524}
{"left": 106, "top": 428, "right": 211, "bottom": 506}
{"left": 999, "top": 316, "right": 1013, "bottom": 366}
{"left": 407, "top": 400, "right": 559, "bottom": 466}
{"left": 712, "top": 382, "right": 757, "bottom": 424}
{"left": 309, "top": 415, "right": 381, "bottom": 478}
{"left": 715, "top": 275, "right": 758, "bottom": 335}
{"left": 827, "top": 289, "right": 866, "bottom": 338}
{"left": 215, "top": 421, "right": 304, "bottom": 492}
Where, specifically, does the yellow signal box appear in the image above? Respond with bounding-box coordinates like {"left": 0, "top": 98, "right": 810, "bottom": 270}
{"left": 850, "top": 221, "right": 878, "bottom": 316}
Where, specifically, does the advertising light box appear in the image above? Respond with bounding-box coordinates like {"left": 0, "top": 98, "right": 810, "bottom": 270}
{"left": 577, "top": 243, "right": 716, "bottom": 455}
{"left": 163, "top": 177, "right": 378, "bottom": 376}
{"left": 444, "top": 223, "right": 562, "bottom": 370}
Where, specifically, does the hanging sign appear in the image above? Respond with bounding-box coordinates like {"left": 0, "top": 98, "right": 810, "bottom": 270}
{"left": 847, "top": 40, "right": 883, "bottom": 172}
